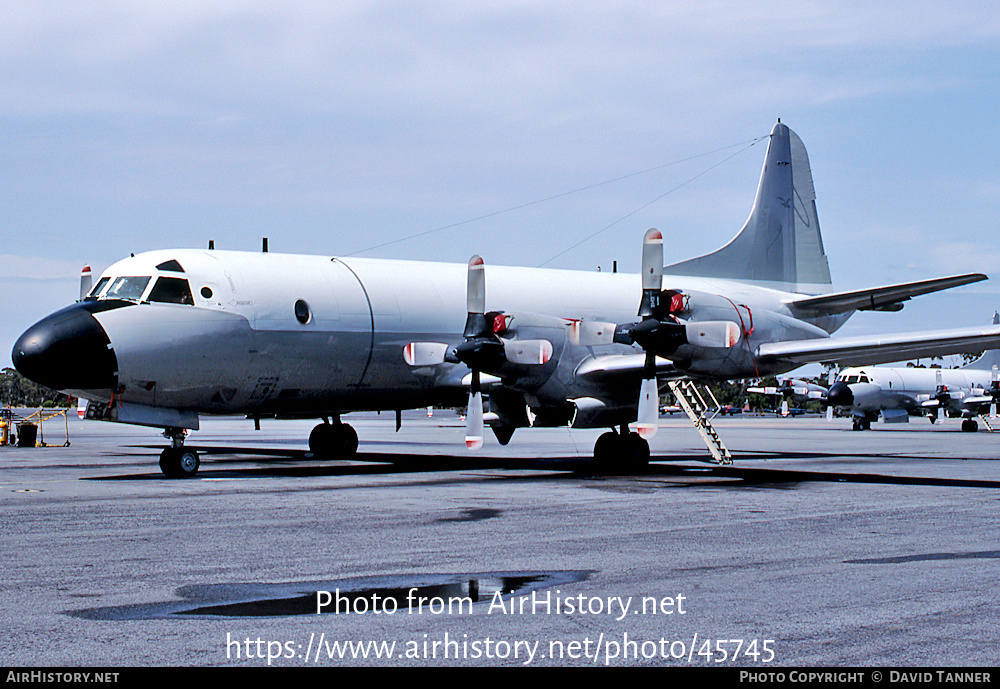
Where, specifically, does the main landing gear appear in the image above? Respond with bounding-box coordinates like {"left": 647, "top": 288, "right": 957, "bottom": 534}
{"left": 593, "top": 426, "right": 650, "bottom": 473}
{"left": 962, "top": 418, "right": 979, "bottom": 433}
{"left": 309, "top": 418, "right": 359, "bottom": 458}
{"left": 159, "top": 427, "right": 199, "bottom": 478}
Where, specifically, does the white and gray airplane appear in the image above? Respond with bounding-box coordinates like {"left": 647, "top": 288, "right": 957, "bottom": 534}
{"left": 826, "top": 314, "right": 1000, "bottom": 431}
{"left": 12, "top": 122, "right": 1000, "bottom": 477}
{"left": 747, "top": 378, "right": 828, "bottom": 416}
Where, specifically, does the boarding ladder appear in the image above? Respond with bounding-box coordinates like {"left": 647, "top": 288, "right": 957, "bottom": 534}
{"left": 666, "top": 380, "right": 732, "bottom": 465}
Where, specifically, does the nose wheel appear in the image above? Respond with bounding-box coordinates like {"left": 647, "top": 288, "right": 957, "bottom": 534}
{"left": 159, "top": 447, "right": 200, "bottom": 478}
{"left": 159, "top": 427, "right": 199, "bottom": 478}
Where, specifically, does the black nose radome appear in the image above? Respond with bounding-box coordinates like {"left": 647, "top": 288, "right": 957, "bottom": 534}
{"left": 12, "top": 303, "right": 118, "bottom": 391}
{"left": 826, "top": 381, "right": 854, "bottom": 407}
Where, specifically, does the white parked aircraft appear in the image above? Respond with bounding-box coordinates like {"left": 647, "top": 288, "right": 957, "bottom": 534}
{"left": 12, "top": 122, "right": 1000, "bottom": 477}
{"left": 827, "top": 314, "right": 1000, "bottom": 431}
{"left": 747, "top": 378, "right": 828, "bottom": 417}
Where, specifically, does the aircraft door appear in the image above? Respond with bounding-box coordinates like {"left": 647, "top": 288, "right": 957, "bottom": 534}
{"left": 239, "top": 256, "right": 373, "bottom": 409}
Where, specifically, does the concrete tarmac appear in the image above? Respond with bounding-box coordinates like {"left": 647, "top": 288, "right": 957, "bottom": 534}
{"left": 2, "top": 411, "right": 999, "bottom": 667}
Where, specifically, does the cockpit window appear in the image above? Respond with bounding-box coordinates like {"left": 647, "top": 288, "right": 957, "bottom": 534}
{"left": 104, "top": 276, "right": 151, "bottom": 301}
{"left": 86, "top": 276, "right": 110, "bottom": 300}
{"left": 147, "top": 276, "right": 194, "bottom": 305}
{"left": 155, "top": 259, "right": 185, "bottom": 273}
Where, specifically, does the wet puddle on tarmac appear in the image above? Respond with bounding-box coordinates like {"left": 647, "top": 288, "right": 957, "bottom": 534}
{"left": 69, "top": 570, "right": 591, "bottom": 620}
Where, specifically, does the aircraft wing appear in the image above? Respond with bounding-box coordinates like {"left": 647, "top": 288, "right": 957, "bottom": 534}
{"left": 787, "top": 274, "right": 986, "bottom": 315}
{"left": 757, "top": 324, "right": 1000, "bottom": 368}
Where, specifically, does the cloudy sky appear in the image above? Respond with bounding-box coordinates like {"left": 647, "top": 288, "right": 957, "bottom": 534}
{"left": 4, "top": 1, "right": 1000, "bottom": 369}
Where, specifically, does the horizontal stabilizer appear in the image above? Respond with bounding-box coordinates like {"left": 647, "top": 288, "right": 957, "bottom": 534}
{"left": 757, "top": 324, "right": 1000, "bottom": 368}
{"left": 788, "top": 274, "right": 987, "bottom": 315}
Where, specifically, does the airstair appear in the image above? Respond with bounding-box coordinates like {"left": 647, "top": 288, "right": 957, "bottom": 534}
{"left": 666, "top": 380, "right": 732, "bottom": 464}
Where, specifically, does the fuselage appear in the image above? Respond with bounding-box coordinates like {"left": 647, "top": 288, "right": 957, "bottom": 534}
{"left": 13, "top": 248, "right": 851, "bottom": 426}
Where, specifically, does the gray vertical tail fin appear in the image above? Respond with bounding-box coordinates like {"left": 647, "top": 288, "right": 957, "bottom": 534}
{"left": 961, "top": 312, "right": 1000, "bottom": 370}
{"left": 664, "top": 121, "right": 832, "bottom": 294}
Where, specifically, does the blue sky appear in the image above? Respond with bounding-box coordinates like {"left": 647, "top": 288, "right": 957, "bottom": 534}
{"left": 3, "top": 1, "right": 999, "bottom": 370}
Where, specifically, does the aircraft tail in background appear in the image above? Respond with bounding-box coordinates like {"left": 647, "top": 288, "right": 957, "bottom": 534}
{"left": 961, "top": 312, "right": 1000, "bottom": 371}
{"left": 665, "top": 121, "right": 832, "bottom": 295}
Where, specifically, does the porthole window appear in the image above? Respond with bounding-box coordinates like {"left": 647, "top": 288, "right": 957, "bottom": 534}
{"left": 294, "top": 299, "right": 311, "bottom": 324}
{"left": 200, "top": 287, "right": 213, "bottom": 299}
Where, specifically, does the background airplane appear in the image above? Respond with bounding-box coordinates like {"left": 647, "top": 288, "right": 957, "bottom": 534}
{"left": 827, "top": 313, "right": 1000, "bottom": 431}
{"left": 12, "top": 122, "right": 1000, "bottom": 477}
{"left": 748, "top": 377, "right": 828, "bottom": 416}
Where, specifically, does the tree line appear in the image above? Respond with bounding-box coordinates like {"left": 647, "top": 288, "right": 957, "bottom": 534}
{"left": 1, "top": 368, "right": 71, "bottom": 408}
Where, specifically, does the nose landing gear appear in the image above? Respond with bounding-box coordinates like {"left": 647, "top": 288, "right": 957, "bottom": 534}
{"left": 159, "top": 428, "right": 200, "bottom": 478}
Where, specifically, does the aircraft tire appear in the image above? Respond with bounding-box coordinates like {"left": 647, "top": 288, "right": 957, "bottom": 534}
{"left": 309, "top": 422, "right": 359, "bottom": 458}
{"left": 592, "top": 431, "right": 649, "bottom": 473}
{"left": 624, "top": 432, "right": 650, "bottom": 471}
{"left": 159, "top": 447, "right": 200, "bottom": 478}
{"left": 339, "top": 423, "right": 359, "bottom": 456}
{"left": 962, "top": 419, "right": 979, "bottom": 433}
{"left": 592, "top": 431, "right": 619, "bottom": 470}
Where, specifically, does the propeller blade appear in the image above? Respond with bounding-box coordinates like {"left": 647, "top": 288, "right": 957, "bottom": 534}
{"left": 635, "top": 377, "right": 660, "bottom": 439}
{"left": 467, "top": 255, "right": 485, "bottom": 315}
{"left": 684, "top": 321, "right": 740, "bottom": 348}
{"left": 641, "top": 229, "right": 663, "bottom": 292}
{"left": 567, "top": 320, "right": 616, "bottom": 346}
{"left": 79, "top": 265, "right": 92, "bottom": 301}
{"left": 637, "top": 229, "right": 664, "bottom": 321}
{"left": 465, "top": 370, "right": 484, "bottom": 450}
{"left": 402, "top": 342, "right": 449, "bottom": 366}
{"left": 502, "top": 338, "right": 553, "bottom": 365}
